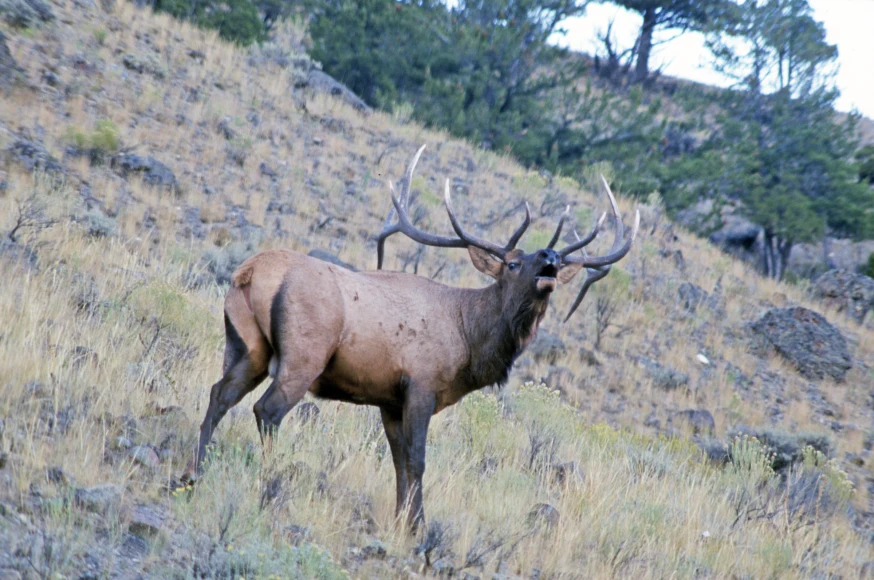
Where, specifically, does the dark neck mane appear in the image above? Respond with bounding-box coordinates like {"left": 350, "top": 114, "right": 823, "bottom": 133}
{"left": 460, "top": 284, "right": 547, "bottom": 390}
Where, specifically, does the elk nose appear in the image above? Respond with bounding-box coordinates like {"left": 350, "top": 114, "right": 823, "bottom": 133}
{"left": 538, "top": 249, "right": 560, "bottom": 266}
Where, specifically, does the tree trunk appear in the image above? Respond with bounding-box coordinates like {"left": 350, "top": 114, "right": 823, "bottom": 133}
{"left": 634, "top": 7, "right": 657, "bottom": 83}
{"left": 762, "top": 229, "right": 793, "bottom": 280}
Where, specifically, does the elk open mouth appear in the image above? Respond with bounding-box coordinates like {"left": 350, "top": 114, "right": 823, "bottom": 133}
{"left": 535, "top": 264, "right": 558, "bottom": 292}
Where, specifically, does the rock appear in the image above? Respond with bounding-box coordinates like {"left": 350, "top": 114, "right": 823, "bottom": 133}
{"left": 128, "top": 503, "right": 166, "bottom": 538}
{"left": 678, "top": 282, "right": 707, "bottom": 313}
{"left": 526, "top": 503, "right": 560, "bottom": 530}
{"left": 121, "top": 52, "right": 166, "bottom": 79}
{"left": 111, "top": 154, "right": 178, "bottom": 191}
{"left": 810, "top": 269, "right": 874, "bottom": 324}
{"left": 304, "top": 69, "right": 370, "bottom": 113}
{"left": 360, "top": 541, "right": 387, "bottom": 559}
{"left": 216, "top": 117, "right": 237, "bottom": 140}
{"left": 0, "top": 0, "right": 54, "bottom": 28}
{"left": 306, "top": 249, "right": 357, "bottom": 272}
{"left": 709, "top": 215, "right": 760, "bottom": 253}
{"left": 120, "top": 533, "right": 149, "bottom": 558}
{"left": 673, "top": 409, "right": 715, "bottom": 435}
{"left": 46, "top": 466, "right": 74, "bottom": 487}
{"left": 128, "top": 445, "right": 160, "bottom": 470}
{"left": 112, "top": 436, "right": 133, "bottom": 450}
{"left": 749, "top": 307, "right": 852, "bottom": 382}
{"left": 74, "top": 484, "right": 122, "bottom": 514}
{"left": 552, "top": 461, "right": 584, "bottom": 486}
{"left": 0, "top": 31, "right": 23, "bottom": 91}
{"left": 636, "top": 356, "right": 689, "bottom": 391}
{"left": 695, "top": 437, "right": 729, "bottom": 465}
{"left": 7, "top": 137, "right": 65, "bottom": 174}
{"left": 294, "top": 402, "right": 320, "bottom": 425}
{"left": 527, "top": 332, "right": 565, "bottom": 365}
{"left": 259, "top": 161, "right": 277, "bottom": 179}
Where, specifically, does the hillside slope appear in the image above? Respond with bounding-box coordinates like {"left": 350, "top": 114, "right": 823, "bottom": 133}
{"left": 1, "top": 1, "right": 874, "bottom": 577}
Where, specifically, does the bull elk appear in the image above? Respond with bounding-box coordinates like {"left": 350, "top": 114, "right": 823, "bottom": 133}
{"left": 183, "top": 146, "right": 639, "bottom": 529}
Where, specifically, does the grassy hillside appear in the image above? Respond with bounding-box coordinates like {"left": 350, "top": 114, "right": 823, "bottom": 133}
{"left": 1, "top": 1, "right": 873, "bottom": 577}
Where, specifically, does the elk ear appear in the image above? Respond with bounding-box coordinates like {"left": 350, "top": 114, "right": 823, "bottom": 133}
{"left": 468, "top": 247, "right": 504, "bottom": 279}
{"left": 557, "top": 263, "right": 584, "bottom": 284}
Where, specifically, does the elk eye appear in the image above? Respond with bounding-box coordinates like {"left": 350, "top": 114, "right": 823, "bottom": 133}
{"left": 507, "top": 262, "right": 520, "bottom": 271}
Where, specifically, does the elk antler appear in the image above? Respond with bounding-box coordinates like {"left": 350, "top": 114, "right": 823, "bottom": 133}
{"left": 377, "top": 145, "right": 531, "bottom": 268}
{"left": 560, "top": 175, "right": 640, "bottom": 321}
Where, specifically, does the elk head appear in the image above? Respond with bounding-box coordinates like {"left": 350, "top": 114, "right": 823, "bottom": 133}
{"left": 377, "top": 145, "right": 640, "bottom": 324}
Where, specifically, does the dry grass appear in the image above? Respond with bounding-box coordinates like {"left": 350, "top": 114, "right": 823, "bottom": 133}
{"left": 1, "top": 1, "right": 873, "bottom": 577}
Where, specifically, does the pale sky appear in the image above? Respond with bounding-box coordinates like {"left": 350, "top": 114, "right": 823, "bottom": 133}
{"left": 554, "top": 0, "right": 874, "bottom": 119}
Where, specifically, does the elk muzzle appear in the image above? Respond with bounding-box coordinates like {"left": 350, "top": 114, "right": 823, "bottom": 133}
{"left": 535, "top": 249, "right": 560, "bottom": 294}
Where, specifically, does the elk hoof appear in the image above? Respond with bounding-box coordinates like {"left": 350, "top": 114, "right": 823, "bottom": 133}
{"left": 180, "top": 460, "right": 199, "bottom": 486}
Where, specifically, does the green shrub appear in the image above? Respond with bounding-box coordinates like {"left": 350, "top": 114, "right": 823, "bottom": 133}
{"left": 862, "top": 252, "right": 874, "bottom": 279}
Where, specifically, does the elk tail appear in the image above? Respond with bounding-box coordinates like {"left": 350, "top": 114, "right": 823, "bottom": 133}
{"left": 231, "top": 260, "right": 255, "bottom": 288}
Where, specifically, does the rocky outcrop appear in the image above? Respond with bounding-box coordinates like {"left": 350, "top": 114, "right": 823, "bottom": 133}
{"left": 7, "top": 136, "right": 65, "bottom": 174}
{"left": 810, "top": 269, "right": 874, "bottom": 324}
{"left": 111, "top": 154, "right": 178, "bottom": 191}
{"left": 304, "top": 70, "right": 370, "bottom": 113}
{"left": 749, "top": 307, "right": 852, "bottom": 382}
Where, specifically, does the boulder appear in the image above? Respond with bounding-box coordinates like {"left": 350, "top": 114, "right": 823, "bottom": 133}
{"left": 304, "top": 69, "right": 370, "bottom": 113}
{"left": 74, "top": 484, "right": 122, "bottom": 514}
{"left": 111, "top": 154, "right": 178, "bottom": 191}
{"left": 637, "top": 356, "right": 689, "bottom": 391}
{"left": 810, "top": 269, "right": 874, "bottom": 324}
{"left": 128, "top": 503, "right": 166, "bottom": 538}
{"left": 749, "top": 307, "right": 852, "bottom": 381}
{"left": 7, "top": 137, "right": 64, "bottom": 174}
{"left": 678, "top": 282, "right": 707, "bottom": 313}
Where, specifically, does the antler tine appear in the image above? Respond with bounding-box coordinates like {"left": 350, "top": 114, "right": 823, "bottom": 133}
{"left": 504, "top": 202, "right": 531, "bottom": 251}
{"left": 443, "top": 179, "right": 510, "bottom": 259}
{"left": 561, "top": 230, "right": 609, "bottom": 321}
{"left": 547, "top": 206, "right": 569, "bottom": 249}
{"left": 562, "top": 175, "right": 640, "bottom": 268}
{"left": 564, "top": 265, "right": 612, "bottom": 322}
{"left": 559, "top": 211, "right": 606, "bottom": 256}
{"left": 377, "top": 145, "right": 467, "bottom": 269}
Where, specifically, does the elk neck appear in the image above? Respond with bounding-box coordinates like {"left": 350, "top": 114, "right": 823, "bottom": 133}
{"left": 459, "top": 281, "right": 548, "bottom": 390}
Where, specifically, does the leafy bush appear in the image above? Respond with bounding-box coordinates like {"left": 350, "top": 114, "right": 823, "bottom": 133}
{"left": 862, "top": 252, "right": 874, "bottom": 279}
{"left": 153, "top": 0, "right": 265, "bottom": 45}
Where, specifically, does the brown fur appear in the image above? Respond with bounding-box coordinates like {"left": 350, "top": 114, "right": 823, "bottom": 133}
{"left": 183, "top": 152, "right": 637, "bottom": 531}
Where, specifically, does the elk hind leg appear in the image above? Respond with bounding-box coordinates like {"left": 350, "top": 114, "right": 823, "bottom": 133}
{"left": 184, "top": 314, "right": 269, "bottom": 483}
{"left": 252, "top": 363, "right": 323, "bottom": 455}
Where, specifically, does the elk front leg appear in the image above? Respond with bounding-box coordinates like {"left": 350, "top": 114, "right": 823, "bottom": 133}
{"left": 402, "top": 390, "right": 436, "bottom": 531}
{"left": 380, "top": 407, "right": 409, "bottom": 521}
